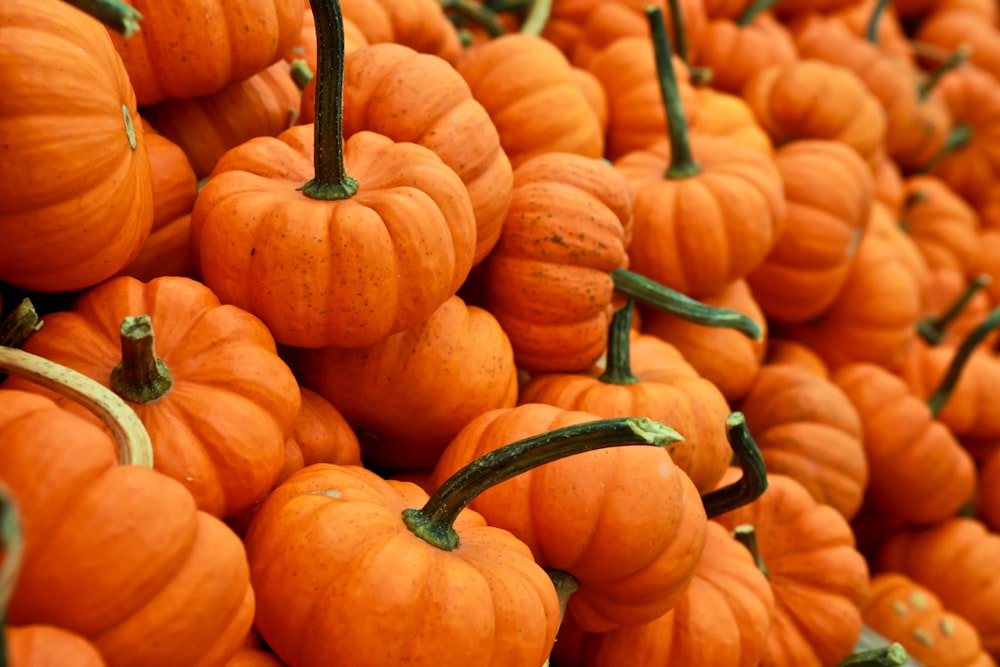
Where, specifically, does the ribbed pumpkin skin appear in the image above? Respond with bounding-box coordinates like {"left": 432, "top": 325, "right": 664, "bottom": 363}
{"left": 108, "top": 0, "right": 303, "bottom": 105}
{"left": 738, "top": 364, "right": 868, "bottom": 520}
{"left": 831, "top": 363, "right": 975, "bottom": 524}
{"left": 877, "top": 518, "right": 1000, "bottom": 658}
{"left": 713, "top": 471, "right": 871, "bottom": 667}
{"left": 0, "top": 0, "right": 154, "bottom": 293}
{"left": 694, "top": 13, "right": 799, "bottom": 96}
{"left": 191, "top": 128, "right": 477, "bottom": 350}
{"left": 742, "top": 59, "right": 887, "bottom": 168}
{"left": 901, "top": 175, "right": 982, "bottom": 276}
{"left": 244, "top": 465, "right": 560, "bottom": 667}
{"left": 0, "top": 390, "right": 254, "bottom": 667}
{"left": 340, "top": 43, "right": 513, "bottom": 265}
{"left": 429, "top": 404, "right": 708, "bottom": 634}
{"left": 2, "top": 275, "right": 301, "bottom": 519}
{"left": 6, "top": 625, "right": 108, "bottom": 667}
{"left": 863, "top": 573, "right": 995, "bottom": 667}
{"left": 481, "top": 153, "right": 633, "bottom": 373}
{"left": 292, "top": 295, "right": 518, "bottom": 471}
{"left": 456, "top": 34, "right": 604, "bottom": 169}
{"left": 552, "top": 520, "right": 775, "bottom": 667}
{"left": 746, "top": 139, "right": 874, "bottom": 324}
{"left": 691, "top": 88, "right": 775, "bottom": 157}
{"left": 143, "top": 60, "right": 302, "bottom": 179}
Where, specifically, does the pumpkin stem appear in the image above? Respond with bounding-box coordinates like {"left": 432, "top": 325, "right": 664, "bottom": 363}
{"left": 731, "top": 524, "right": 769, "bottom": 579}
{"left": 110, "top": 316, "right": 174, "bottom": 404}
{"left": 541, "top": 568, "right": 580, "bottom": 667}
{"left": 927, "top": 304, "right": 1000, "bottom": 417}
{"left": 646, "top": 6, "right": 702, "bottom": 179}
{"left": 0, "top": 346, "right": 154, "bottom": 467}
{"left": 0, "top": 479, "right": 23, "bottom": 664}
{"left": 300, "top": 0, "right": 359, "bottom": 200}
{"left": 835, "top": 644, "right": 909, "bottom": 666}
{"left": 598, "top": 299, "right": 640, "bottom": 385}
{"left": 520, "top": 0, "right": 552, "bottom": 35}
{"left": 0, "top": 299, "right": 42, "bottom": 385}
{"left": 737, "top": 0, "right": 782, "bottom": 26}
{"left": 60, "top": 0, "right": 143, "bottom": 38}
{"left": 918, "top": 123, "right": 972, "bottom": 173}
{"left": 402, "top": 417, "right": 685, "bottom": 551}
{"left": 611, "top": 268, "right": 763, "bottom": 341}
{"left": 289, "top": 59, "right": 314, "bottom": 90}
{"left": 701, "top": 412, "right": 768, "bottom": 517}
{"left": 865, "top": 0, "right": 891, "bottom": 44}
{"left": 917, "top": 274, "right": 992, "bottom": 345}
{"left": 918, "top": 45, "right": 970, "bottom": 101}
{"left": 441, "top": 0, "right": 507, "bottom": 38}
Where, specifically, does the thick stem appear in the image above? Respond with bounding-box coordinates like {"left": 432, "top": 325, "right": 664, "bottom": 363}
{"left": 645, "top": 6, "right": 701, "bottom": 179}
{"left": 441, "top": 0, "right": 507, "bottom": 37}
{"left": 542, "top": 568, "right": 580, "bottom": 667}
{"left": 611, "top": 268, "right": 763, "bottom": 341}
{"left": 917, "top": 274, "right": 992, "bottom": 345}
{"left": 0, "top": 346, "right": 154, "bottom": 467}
{"left": 865, "top": 0, "right": 892, "bottom": 44}
{"left": 836, "top": 644, "right": 909, "bottom": 667}
{"left": 928, "top": 305, "right": 1000, "bottom": 417}
{"left": 61, "top": 0, "right": 143, "bottom": 38}
{"left": 110, "top": 316, "right": 173, "bottom": 404}
{"left": 289, "top": 59, "right": 314, "bottom": 90}
{"left": 918, "top": 45, "right": 970, "bottom": 100}
{"left": 731, "top": 524, "right": 769, "bottom": 579}
{"left": 402, "top": 417, "right": 684, "bottom": 550}
{"left": 919, "top": 124, "right": 972, "bottom": 173}
{"left": 737, "top": 0, "right": 782, "bottom": 26}
{"left": 0, "top": 480, "right": 23, "bottom": 665}
{"left": 701, "top": 412, "right": 768, "bottom": 518}
{"left": 300, "top": 0, "right": 359, "bottom": 200}
{"left": 0, "top": 299, "right": 41, "bottom": 350}
{"left": 666, "top": 0, "right": 690, "bottom": 65}
{"left": 597, "top": 299, "right": 640, "bottom": 385}
{"left": 520, "top": 0, "right": 552, "bottom": 35}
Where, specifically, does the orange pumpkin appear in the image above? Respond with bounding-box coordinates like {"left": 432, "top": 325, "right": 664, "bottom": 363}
{"left": 977, "top": 448, "right": 1000, "bottom": 532}
{"left": 0, "top": 0, "right": 154, "bottom": 293}
{"left": 689, "top": 87, "right": 774, "bottom": 156}
{"left": 191, "top": 0, "right": 476, "bottom": 349}
{"left": 900, "top": 175, "right": 982, "bottom": 277}
{"left": 5, "top": 625, "right": 109, "bottom": 667}
{"left": 765, "top": 338, "right": 831, "bottom": 377}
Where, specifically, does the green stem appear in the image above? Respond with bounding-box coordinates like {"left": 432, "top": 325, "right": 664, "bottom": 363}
{"left": 738, "top": 0, "right": 782, "bottom": 25}
{"left": 520, "top": 0, "right": 552, "bottom": 35}
{"left": 918, "top": 45, "right": 970, "bottom": 100}
{"left": 666, "top": 0, "right": 690, "bottom": 65}
{"left": 300, "top": 0, "right": 359, "bottom": 200}
{"left": 542, "top": 568, "right": 580, "bottom": 667}
{"left": 0, "top": 480, "right": 23, "bottom": 666}
{"left": 0, "top": 299, "right": 42, "bottom": 385}
{"left": 645, "top": 6, "right": 701, "bottom": 179}
{"left": 917, "top": 274, "right": 992, "bottom": 345}
{"left": 110, "top": 316, "right": 174, "bottom": 404}
{"left": 927, "top": 305, "right": 1000, "bottom": 417}
{"left": 61, "top": 0, "right": 143, "bottom": 38}
{"left": 865, "top": 0, "right": 891, "bottom": 44}
{"left": 0, "top": 346, "right": 154, "bottom": 467}
{"left": 835, "top": 644, "right": 909, "bottom": 667}
{"left": 402, "top": 417, "right": 684, "bottom": 550}
{"left": 919, "top": 124, "right": 972, "bottom": 173}
{"left": 701, "top": 412, "right": 768, "bottom": 518}
{"left": 598, "top": 299, "right": 640, "bottom": 385}
{"left": 441, "top": 0, "right": 507, "bottom": 37}
{"left": 731, "top": 525, "right": 769, "bottom": 579}
{"left": 289, "top": 59, "right": 314, "bottom": 90}
{"left": 611, "top": 268, "right": 763, "bottom": 341}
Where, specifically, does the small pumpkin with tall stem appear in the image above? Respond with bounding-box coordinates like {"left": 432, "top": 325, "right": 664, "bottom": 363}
{"left": 899, "top": 175, "right": 981, "bottom": 277}
{"left": 191, "top": 0, "right": 477, "bottom": 349}
{"left": 430, "top": 404, "right": 767, "bottom": 633}
{"left": 244, "top": 415, "right": 685, "bottom": 666}
{"left": 615, "top": 5, "right": 786, "bottom": 299}
{"left": 519, "top": 299, "right": 734, "bottom": 493}
{"left": 0, "top": 347, "right": 255, "bottom": 666}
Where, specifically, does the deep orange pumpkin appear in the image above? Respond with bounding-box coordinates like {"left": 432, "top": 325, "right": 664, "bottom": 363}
{"left": 0, "top": 0, "right": 154, "bottom": 293}
{"left": 900, "top": 175, "right": 982, "bottom": 277}
{"left": 5, "top": 625, "right": 109, "bottom": 667}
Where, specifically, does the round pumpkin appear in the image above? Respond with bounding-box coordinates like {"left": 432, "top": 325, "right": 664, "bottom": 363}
{"left": 5, "top": 625, "right": 109, "bottom": 667}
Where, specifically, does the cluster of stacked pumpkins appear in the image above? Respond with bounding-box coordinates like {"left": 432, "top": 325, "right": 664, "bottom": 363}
{"left": 2, "top": 0, "right": 1000, "bottom": 665}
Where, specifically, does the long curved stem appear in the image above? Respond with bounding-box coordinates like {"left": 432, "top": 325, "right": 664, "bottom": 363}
{"left": 520, "top": 0, "right": 552, "bottom": 35}
{"left": 0, "top": 346, "right": 154, "bottom": 467}
{"left": 598, "top": 299, "right": 639, "bottom": 385}
{"left": 403, "top": 417, "right": 684, "bottom": 550}
{"left": 61, "top": 0, "right": 143, "bottom": 37}
{"left": 917, "top": 274, "right": 992, "bottom": 345}
{"left": 918, "top": 45, "right": 970, "bottom": 100}
{"left": 919, "top": 124, "right": 972, "bottom": 173}
{"left": 738, "top": 0, "right": 782, "bottom": 26}
{"left": 701, "top": 412, "right": 768, "bottom": 518}
{"left": 300, "top": 0, "right": 359, "bottom": 200}
{"left": 928, "top": 305, "right": 1000, "bottom": 417}
{"left": 611, "top": 268, "right": 763, "bottom": 341}
{"left": 442, "top": 0, "right": 507, "bottom": 37}
{"left": 865, "top": 0, "right": 892, "bottom": 44}
{"left": 645, "top": 6, "right": 701, "bottom": 178}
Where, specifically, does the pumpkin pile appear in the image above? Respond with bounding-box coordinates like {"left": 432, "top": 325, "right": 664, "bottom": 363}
{"left": 3, "top": 0, "right": 1000, "bottom": 664}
